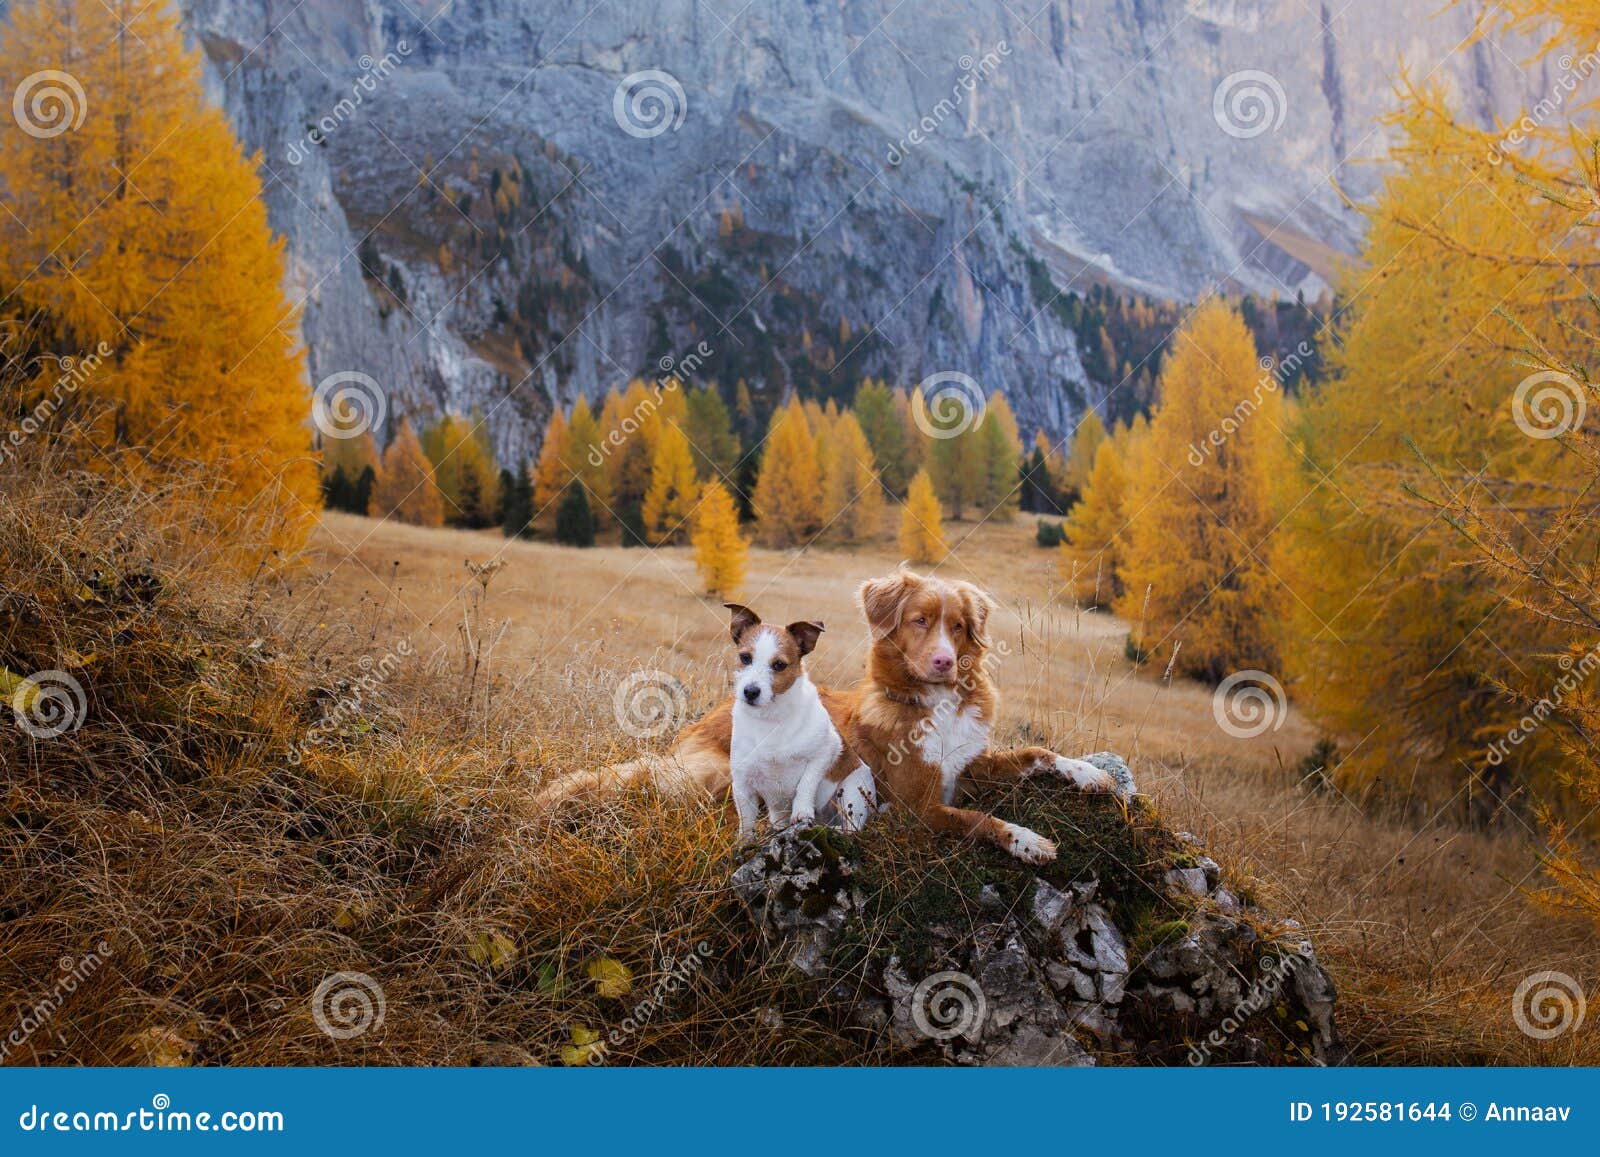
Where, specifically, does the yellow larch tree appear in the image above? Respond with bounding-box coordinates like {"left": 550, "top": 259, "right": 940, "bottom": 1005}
{"left": 753, "top": 398, "right": 823, "bottom": 547}
{"left": 1063, "top": 409, "right": 1108, "bottom": 497}
{"left": 421, "top": 412, "right": 501, "bottom": 528}
{"left": 531, "top": 408, "right": 573, "bottom": 532}
{"left": 0, "top": 0, "right": 318, "bottom": 554}
{"left": 368, "top": 420, "right": 445, "bottom": 527}
{"left": 564, "top": 396, "right": 612, "bottom": 519}
{"left": 976, "top": 390, "right": 1022, "bottom": 520}
{"left": 642, "top": 422, "right": 699, "bottom": 544}
{"left": 691, "top": 478, "right": 748, "bottom": 597}
{"left": 898, "top": 468, "right": 948, "bottom": 564}
{"left": 1273, "top": 0, "right": 1598, "bottom": 841}
{"left": 1059, "top": 436, "right": 1128, "bottom": 608}
{"left": 853, "top": 378, "right": 914, "bottom": 496}
{"left": 818, "top": 410, "right": 885, "bottom": 543}
{"left": 1115, "top": 300, "right": 1283, "bottom": 681}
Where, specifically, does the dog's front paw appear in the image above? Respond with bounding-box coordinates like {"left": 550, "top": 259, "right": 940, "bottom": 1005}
{"left": 788, "top": 809, "right": 816, "bottom": 828}
{"left": 1000, "top": 822, "right": 1057, "bottom": 864}
{"left": 1042, "top": 755, "right": 1116, "bottom": 793}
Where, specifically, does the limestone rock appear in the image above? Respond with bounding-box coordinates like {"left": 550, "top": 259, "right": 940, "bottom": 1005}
{"left": 729, "top": 759, "right": 1346, "bottom": 1067}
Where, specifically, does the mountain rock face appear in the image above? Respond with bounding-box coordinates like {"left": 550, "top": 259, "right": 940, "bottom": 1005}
{"left": 181, "top": 0, "right": 1544, "bottom": 458}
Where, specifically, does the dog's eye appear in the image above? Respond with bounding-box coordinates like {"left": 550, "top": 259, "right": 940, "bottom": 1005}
{"left": 953, "top": 622, "right": 965, "bottom": 634}
{"left": 913, "top": 616, "right": 928, "bottom": 628}
{"left": 738, "top": 653, "right": 752, "bottom": 666}
{"left": 771, "top": 660, "right": 788, "bottom": 672}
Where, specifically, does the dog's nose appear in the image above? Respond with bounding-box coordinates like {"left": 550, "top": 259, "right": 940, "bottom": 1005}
{"left": 743, "top": 684, "right": 761, "bottom": 704}
{"left": 931, "top": 652, "right": 955, "bottom": 674}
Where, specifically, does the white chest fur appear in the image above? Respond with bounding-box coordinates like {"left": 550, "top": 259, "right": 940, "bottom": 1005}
{"left": 915, "top": 687, "right": 991, "bottom": 804}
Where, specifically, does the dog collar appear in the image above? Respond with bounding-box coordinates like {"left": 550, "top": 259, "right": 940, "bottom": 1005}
{"left": 880, "top": 688, "right": 926, "bottom": 708}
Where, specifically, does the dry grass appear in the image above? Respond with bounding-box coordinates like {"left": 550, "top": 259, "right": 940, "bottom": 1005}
{"left": 3, "top": 454, "right": 1596, "bottom": 1065}
{"left": 270, "top": 509, "right": 1600, "bottom": 1065}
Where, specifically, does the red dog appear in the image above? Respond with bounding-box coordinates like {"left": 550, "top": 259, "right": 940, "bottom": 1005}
{"left": 844, "top": 568, "right": 1123, "bottom": 863}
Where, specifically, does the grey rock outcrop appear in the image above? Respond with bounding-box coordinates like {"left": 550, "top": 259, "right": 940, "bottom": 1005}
{"left": 732, "top": 774, "right": 1345, "bottom": 1066}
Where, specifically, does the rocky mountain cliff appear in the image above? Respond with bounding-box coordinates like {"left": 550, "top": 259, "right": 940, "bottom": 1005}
{"left": 181, "top": 0, "right": 1546, "bottom": 459}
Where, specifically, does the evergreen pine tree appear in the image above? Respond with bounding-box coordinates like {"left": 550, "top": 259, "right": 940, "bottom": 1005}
{"left": 555, "top": 482, "right": 597, "bottom": 547}
{"left": 500, "top": 462, "right": 534, "bottom": 538}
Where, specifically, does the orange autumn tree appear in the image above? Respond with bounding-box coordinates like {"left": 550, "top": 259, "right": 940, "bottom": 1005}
{"left": 0, "top": 0, "right": 317, "bottom": 554}
{"left": 530, "top": 408, "right": 573, "bottom": 532}
{"left": 691, "top": 478, "right": 748, "bottom": 597}
{"left": 642, "top": 422, "right": 699, "bottom": 544}
{"left": 754, "top": 398, "right": 822, "bottom": 547}
{"left": 818, "top": 410, "right": 885, "bottom": 543}
{"left": 1272, "top": 0, "right": 1600, "bottom": 906}
{"left": 368, "top": 420, "right": 445, "bottom": 527}
{"left": 1116, "top": 300, "right": 1283, "bottom": 680}
{"left": 898, "top": 468, "right": 947, "bottom": 564}
{"left": 1272, "top": 26, "right": 1594, "bottom": 814}
{"left": 1059, "top": 435, "right": 1129, "bottom": 608}
{"left": 421, "top": 411, "right": 501, "bottom": 528}
{"left": 564, "top": 397, "right": 612, "bottom": 519}
{"left": 1062, "top": 409, "right": 1108, "bottom": 498}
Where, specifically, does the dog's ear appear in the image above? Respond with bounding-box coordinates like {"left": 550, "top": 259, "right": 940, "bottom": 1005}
{"left": 954, "top": 581, "right": 995, "bottom": 649}
{"left": 858, "top": 570, "right": 918, "bottom": 639}
{"left": 786, "top": 620, "right": 824, "bottom": 658}
{"left": 723, "top": 603, "right": 760, "bottom": 642}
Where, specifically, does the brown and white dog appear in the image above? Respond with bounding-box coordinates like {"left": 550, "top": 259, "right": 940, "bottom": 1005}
{"left": 721, "top": 604, "right": 875, "bottom": 838}
{"left": 842, "top": 568, "right": 1128, "bottom": 864}
{"left": 531, "top": 606, "right": 874, "bottom": 829}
